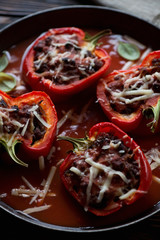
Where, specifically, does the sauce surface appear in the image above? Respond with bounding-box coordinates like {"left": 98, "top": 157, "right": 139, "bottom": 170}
{"left": 0, "top": 30, "right": 160, "bottom": 229}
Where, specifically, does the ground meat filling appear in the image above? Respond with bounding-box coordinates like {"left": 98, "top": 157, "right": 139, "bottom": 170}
{"left": 106, "top": 58, "right": 160, "bottom": 114}
{"left": 0, "top": 99, "right": 46, "bottom": 144}
{"left": 33, "top": 33, "right": 103, "bottom": 85}
{"left": 64, "top": 133, "right": 140, "bottom": 210}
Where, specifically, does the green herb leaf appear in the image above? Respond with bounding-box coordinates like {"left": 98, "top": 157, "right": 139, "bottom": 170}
{"left": 117, "top": 41, "right": 140, "bottom": 61}
{"left": 0, "top": 139, "right": 28, "bottom": 167}
{"left": 0, "top": 51, "right": 9, "bottom": 72}
{"left": 0, "top": 72, "right": 16, "bottom": 92}
{"left": 143, "top": 99, "right": 160, "bottom": 133}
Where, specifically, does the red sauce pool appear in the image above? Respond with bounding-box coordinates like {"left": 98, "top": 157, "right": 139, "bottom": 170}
{"left": 0, "top": 30, "right": 160, "bottom": 229}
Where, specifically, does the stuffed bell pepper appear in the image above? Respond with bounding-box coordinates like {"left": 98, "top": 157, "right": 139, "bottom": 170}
{"left": 58, "top": 122, "right": 152, "bottom": 216}
{"left": 97, "top": 50, "right": 160, "bottom": 133}
{"left": 22, "top": 27, "right": 111, "bottom": 102}
{"left": 0, "top": 90, "right": 57, "bottom": 167}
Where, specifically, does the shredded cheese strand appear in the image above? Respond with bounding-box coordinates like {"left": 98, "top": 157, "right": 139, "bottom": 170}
{"left": 145, "top": 147, "right": 160, "bottom": 170}
{"left": 85, "top": 156, "right": 129, "bottom": 184}
{"left": 106, "top": 70, "right": 160, "bottom": 105}
{"left": 97, "top": 171, "right": 113, "bottom": 203}
{"left": 33, "top": 110, "right": 51, "bottom": 129}
{"left": 85, "top": 166, "right": 98, "bottom": 210}
{"left": 23, "top": 205, "right": 51, "bottom": 214}
{"left": 22, "top": 176, "right": 35, "bottom": 190}
{"left": 119, "top": 189, "right": 136, "bottom": 200}
{"left": 21, "top": 119, "right": 30, "bottom": 136}
{"left": 41, "top": 166, "right": 56, "bottom": 201}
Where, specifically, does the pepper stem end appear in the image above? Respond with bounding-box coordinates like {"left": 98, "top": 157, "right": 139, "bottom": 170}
{"left": 57, "top": 135, "right": 91, "bottom": 152}
{"left": 0, "top": 139, "right": 28, "bottom": 167}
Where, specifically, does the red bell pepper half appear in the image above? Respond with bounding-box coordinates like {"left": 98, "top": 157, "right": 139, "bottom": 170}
{"left": 97, "top": 50, "right": 160, "bottom": 133}
{"left": 21, "top": 27, "right": 111, "bottom": 102}
{"left": 58, "top": 122, "right": 152, "bottom": 216}
{"left": 0, "top": 90, "right": 57, "bottom": 167}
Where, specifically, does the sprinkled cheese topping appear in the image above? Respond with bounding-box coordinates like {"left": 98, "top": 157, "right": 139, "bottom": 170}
{"left": 105, "top": 58, "right": 160, "bottom": 114}
{"left": 0, "top": 98, "right": 50, "bottom": 146}
{"left": 145, "top": 147, "right": 160, "bottom": 170}
{"left": 33, "top": 33, "right": 103, "bottom": 85}
{"left": 64, "top": 133, "right": 140, "bottom": 211}
{"left": 11, "top": 165, "right": 57, "bottom": 212}
{"left": 145, "top": 147, "right": 160, "bottom": 185}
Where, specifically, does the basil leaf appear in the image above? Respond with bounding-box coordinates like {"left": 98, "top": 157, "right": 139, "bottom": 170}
{"left": 0, "top": 51, "right": 9, "bottom": 72}
{"left": 0, "top": 72, "right": 16, "bottom": 92}
{"left": 117, "top": 41, "right": 140, "bottom": 61}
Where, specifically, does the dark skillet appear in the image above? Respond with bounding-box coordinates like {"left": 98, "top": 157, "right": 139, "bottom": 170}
{"left": 0, "top": 5, "right": 160, "bottom": 234}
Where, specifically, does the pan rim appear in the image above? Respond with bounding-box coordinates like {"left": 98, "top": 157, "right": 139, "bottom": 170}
{"left": 1, "top": 199, "right": 160, "bottom": 233}
{"left": 0, "top": 4, "right": 160, "bottom": 233}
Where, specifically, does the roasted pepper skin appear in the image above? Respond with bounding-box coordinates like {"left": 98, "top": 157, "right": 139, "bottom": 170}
{"left": 0, "top": 90, "right": 58, "bottom": 160}
{"left": 97, "top": 50, "right": 160, "bottom": 133}
{"left": 21, "top": 27, "right": 111, "bottom": 102}
{"left": 59, "top": 122, "right": 152, "bottom": 216}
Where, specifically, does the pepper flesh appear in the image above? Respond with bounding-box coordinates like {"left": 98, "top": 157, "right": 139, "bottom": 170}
{"left": 0, "top": 90, "right": 58, "bottom": 166}
{"left": 58, "top": 122, "right": 152, "bottom": 216}
{"left": 21, "top": 27, "right": 111, "bottom": 102}
{"left": 97, "top": 50, "right": 160, "bottom": 133}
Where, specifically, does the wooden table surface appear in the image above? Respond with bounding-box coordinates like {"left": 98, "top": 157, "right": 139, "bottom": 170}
{"left": 0, "top": 0, "right": 160, "bottom": 239}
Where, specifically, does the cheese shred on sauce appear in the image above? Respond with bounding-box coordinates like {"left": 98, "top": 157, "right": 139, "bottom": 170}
{"left": 23, "top": 204, "right": 51, "bottom": 214}
{"left": 11, "top": 165, "right": 57, "bottom": 214}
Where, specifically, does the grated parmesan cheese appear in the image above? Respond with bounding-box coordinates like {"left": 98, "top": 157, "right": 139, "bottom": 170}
{"left": 21, "top": 119, "right": 30, "bottom": 136}
{"left": 119, "top": 189, "right": 136, "bottom": 200}
{"left": 22, "top": 176, "right": 35, "bottom": 190}
{"left": 41, "top": 166, "right": 56, "bottom": 201}
{"left": 97, "top": 171, "right": 113, "bottom": 203}
{"left": 145, "top": 147, "right": 160, "bottom": 170}
{"left": 85, "top": 156, "right": 129, "bottom": 184}
{"left": 32, "top": 109, "right": 51, "bottom": 129}
{"left": 106, "top": 69, "right": 160, "bottom": 106}
{"left": 33, "top": 32, "right": 102, "bottom": 86}
{"left": 57, "top": 108, "right": 74, "bottom": 132}
{"left": 70, "top": 166, "right": 84, "bottom": 177}
{"left": 139, "top": 48, "right": 152, "bottom": 62}
{"left": 11, "top": 188, "right": 41, "bottom": 197}
{"left": 85, "top": 166, "right": 99, "bottom": 210}
{"left": 0, "top": 106, "right": 16, "bottom": 112}
{"left": 39, "top": 155, "right": 45, "bottom": 171}
{"left": 0, "top": 193, "right": 7, "bottom": 198}
{"left": 23, "top": 204, "right": 51, "bottom": 214}
{"left": 152, "top": 175, "right": 160, "bottom": 184}
{"left": 121, "top": 61, "right": 135, "bottom": 70}
{"left": 47, "top": 146, "right": 56, "bottom": 161}
{"left": 82, "top": 146, "right": 132, "bottom": 209}
{"left": 11, "top": 165, "right": 57, "bottom": 207}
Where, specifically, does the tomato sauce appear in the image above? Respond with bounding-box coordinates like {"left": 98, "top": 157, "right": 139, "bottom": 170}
{"left": 0, "top": 30, "right": 160, "bottom": 229}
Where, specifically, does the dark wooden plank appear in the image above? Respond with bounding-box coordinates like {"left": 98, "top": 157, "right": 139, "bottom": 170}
{"left": 0, "top": 0, "right": 97, "bottom": 17}
{"left": 0, "top": 0, "right": 98, "bottom": 28}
